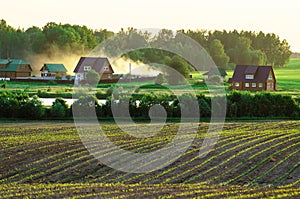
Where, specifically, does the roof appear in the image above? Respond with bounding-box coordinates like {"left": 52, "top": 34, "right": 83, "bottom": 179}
{"left": 41, "top": 64, "right": 67, "bottom": 72}
{"left": 73, "top": 57, "right": 114, "bottom": 73}
{"left": 0, "top": 59, "right": 31, "bottom": 72}
{"left": 203, "top": 67, "right": 227, "bottom": 77}
{"left": 245, "top": 66, "right": 258, "bottom": 74}
{"left": 228, "top": 65, "right": 275, "bottom": 83}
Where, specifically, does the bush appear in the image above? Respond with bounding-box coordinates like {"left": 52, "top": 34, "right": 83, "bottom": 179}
{"left": 49, "top": 98, "right": 69, "bottom": 118}
{"left": 207, "top": 75, "right": 222, "bottom": 85}
{"left": 55, "top": 75, "right": 62, "bottom": 80}
{"left": 155, "top": 73, "right": 164, "bottom": 85}
{"left": 21, "top": 95, "right": 45, "bottom": 119}
{"left": 50, "top": 102, "right": 66, "bottom": 117}
{"left": 0, "top": 81, "right": 7, "bottom": 89}
{"left": 48, "top": 80, "right": 57, "bottom": 85}
{"left": 72, "top": 95, "right": 99, "bottom": 117}
{"left": 86, "top": 69, "right": 100, "bottom": 85}
{"left": 96, "top": 91, "right": 107, "bottom": 99}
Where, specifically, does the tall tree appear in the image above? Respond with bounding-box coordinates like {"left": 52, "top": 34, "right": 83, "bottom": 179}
{"left": 208, "top": 39, "right": 229, "bottom": 69}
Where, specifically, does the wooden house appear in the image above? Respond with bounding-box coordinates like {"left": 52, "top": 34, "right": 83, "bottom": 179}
{"left": 73, "top": 57, "right": 114, "bottom": 84}
{"left": 0, "top": 59, "right": 32, "bottom": 78}
{"left": 40, "top": 63, "right": 67, "bottom": 77}
{"left": 228, "top": 65, "right": 277, "bottom": 91}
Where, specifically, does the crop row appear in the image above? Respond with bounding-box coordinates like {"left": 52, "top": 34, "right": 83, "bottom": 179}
{"left": 0, "top": 121, "right": 299, "bottom": 186}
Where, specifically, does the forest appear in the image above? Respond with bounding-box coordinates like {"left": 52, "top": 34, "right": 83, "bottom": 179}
{"left": 0, "top": 19, "right": 292, "bottom": 70}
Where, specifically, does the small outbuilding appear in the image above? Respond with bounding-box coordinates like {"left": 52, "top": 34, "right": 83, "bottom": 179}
{"left": 40, "top": 63, "right": 67, "bottom": 77}
{"left": 228, "top": 65, "right": 277, "bottom": 91}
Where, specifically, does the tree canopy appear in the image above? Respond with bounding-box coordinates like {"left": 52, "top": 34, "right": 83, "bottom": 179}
{"left": 0, "top": 19, "right": 292, "bottom": 70}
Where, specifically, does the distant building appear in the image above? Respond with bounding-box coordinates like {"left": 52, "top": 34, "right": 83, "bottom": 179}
{"left": 73, "top": 57, "right": 114, "bottom": 84}
{"left": 40, "top": 63, "right": 67, "bottom": 77}
{"left": 203, "top": 67, "right": 227, "bottom": 81}
{"left": 0, "top": 59, "right": 32, "bottom": 78}
{"left": 228, "top": 65, "right": 277, "bottom": 91}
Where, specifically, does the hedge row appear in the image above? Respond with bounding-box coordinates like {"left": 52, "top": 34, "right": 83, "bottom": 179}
{"left": 0, "top": 91, "right": 299, "bottom": 119}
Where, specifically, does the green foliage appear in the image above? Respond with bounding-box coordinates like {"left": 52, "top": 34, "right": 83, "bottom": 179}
{"left": 86, "top": 69, "right": 100, "bottom": 85}
{"left": 66, "top": 75, "right": 71, "bottom": 80}
{"left": 0, "top": 81, "right": 7, "bottom": 89}
{"left": 95, "top": 91, "right": 107, "bottom": 99}
{"left": 227, "top": 91, "right": 300, "bottom": 117}
{"left": 165, "top": 56, "right": 190, "bottom": 85}
{"left": 55, "top": 75, "right": 62, "bottom": 80}
{"left": 48, "top": 80, "right": 57, "bottom": 85}
{"left": 209, "top": 39, "right": 229, "bottom": 68}
{"left": 50, "top": 102, "right": 66, "bottom": 118}
{"left": 21, "top": 95, "right": 45, "bottom": 119}
{"left": 185, "top": 29, "right": 291, "bottom": 67}
{"left": 207, "top": 75, "right": 222, "bottom": 85}
{"left": 0, "top": 19, "right": 291, "bottom": 69}
{"left": 155, "top": 73, "right": 164, "bottom": 85}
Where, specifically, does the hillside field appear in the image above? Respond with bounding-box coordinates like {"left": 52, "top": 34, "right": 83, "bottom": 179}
{"left": 0, "top": 121, "right": 299, "bottom": 198}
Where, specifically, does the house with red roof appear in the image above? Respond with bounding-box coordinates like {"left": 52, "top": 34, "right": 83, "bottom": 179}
{"left": 73, "top": 57, "right": 114, "bottom": 84}
{"left": 228, "top": 65, "right": 277, "bottom": 91}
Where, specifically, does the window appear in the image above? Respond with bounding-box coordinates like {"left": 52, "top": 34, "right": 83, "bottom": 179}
{"left": 108, "top": 74, "right": 112, "bottom": 79}
{"left": 245, "top": 83, "right": 249, "bottom": 88}
{"left": 84, "top": 66, "right": 91, "bottom": 71}
{"left": 235, "top": 82, "right": 240, "bottom": 87}
{"left": 259, "top": 83, "right": 263, "bottom": 88}
{"left": 268, "top": 74, "right": 273, "bottom": 80}
{"left": 104, "top": 66, "right": 109, "bottom": 71}
{"left": 252, "top": 83, "right": 256, "bottom": 88}
{"left": 245, "top": 74, "right": 254, "bottom": 80}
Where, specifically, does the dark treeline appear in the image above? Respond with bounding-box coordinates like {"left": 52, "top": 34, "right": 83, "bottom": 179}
{"left": 0, "top": 19, "right": 291, "bottom": 70}
{"left": 183, "top": 29, "right": 291, "bottom": 67}
{"left": 0, "top": 91, "right": 299, "bottom": 119}
{"left": 0, "top": 19, "right": 113, "bottom": 60}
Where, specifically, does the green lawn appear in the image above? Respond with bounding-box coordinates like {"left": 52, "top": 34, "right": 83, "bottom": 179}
{"left": 275, "top": 58, "right": 300, "bottom": 91}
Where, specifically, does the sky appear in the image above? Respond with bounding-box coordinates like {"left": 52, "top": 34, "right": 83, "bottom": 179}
{"left": 2, "top": 0, "right": 300, "bottom": 51}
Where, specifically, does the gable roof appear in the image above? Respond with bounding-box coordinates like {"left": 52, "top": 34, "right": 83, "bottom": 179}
{"left": 73, "top": 57, "right": 114, "bottom": 73}
{"left": 228, "top": 65, "right": 275, "bottom": 83}
{"left": 0, "top": 59, "right": 31, "bottom": 72}
{"left": 41, "top": 64, "right": 67, "bottom": 72}
{"left": 203, "top": 67, "right": 227, "bottom": 77}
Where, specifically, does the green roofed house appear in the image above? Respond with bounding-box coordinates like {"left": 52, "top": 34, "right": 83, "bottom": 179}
{"left": 40, "top": 63, "right": 68, "bottom": 77}
{"left": 0, "top": 58, "right": 32, "bottom": 78}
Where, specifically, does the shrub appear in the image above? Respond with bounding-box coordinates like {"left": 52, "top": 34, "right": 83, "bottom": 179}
{"left": 96, "top": 91, "right": 107, "bottom": 99}
{"left": 207, "top": 75, "right": 222, "bottom": 85}
{"left": 49, "top": 80, "right": 57, "bottom": 85}
{"left": 55, "top": 75, "right": 62, "bottom": 80}
{"left": 21, "top": 95, "right": 45, "bottom": 119}
{"left": 49, "top": 98, "right": 69, "bottom": 118}
{"left": 86, "top": 69, "right": 100, "bottom": 85}
{"left": 0, "top": 81, "right": 7, "bottom": 89}
{"left": 155, "top": 73, "right": 164, "bottom": 85}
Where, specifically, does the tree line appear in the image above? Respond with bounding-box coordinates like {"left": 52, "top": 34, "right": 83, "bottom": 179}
{"left": 0, "top": 19, "right": 291, "bottom": 70}
{"left": 0, "top": 91, "right": 299, "bottom": 119}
